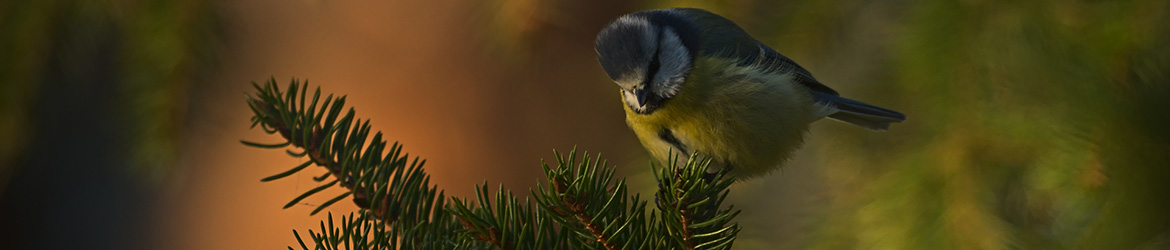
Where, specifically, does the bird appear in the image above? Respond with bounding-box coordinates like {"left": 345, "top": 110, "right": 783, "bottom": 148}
{"left": 594, "top": 8, "right": 906, "bottom": 179}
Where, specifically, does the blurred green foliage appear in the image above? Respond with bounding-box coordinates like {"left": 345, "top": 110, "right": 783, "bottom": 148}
{"left": 829, "top": 1, "right": 1168, "bottom": 249}
{"left": 0, "top": 0, "right": 221, "bottom": 187}
{"left": 0, "top": 1, "right": 220, "bottom": 248}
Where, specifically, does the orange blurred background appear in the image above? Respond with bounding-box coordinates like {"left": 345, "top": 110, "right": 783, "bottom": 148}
{"left": 166, "top": 0, "right": 647, "bottom": 249}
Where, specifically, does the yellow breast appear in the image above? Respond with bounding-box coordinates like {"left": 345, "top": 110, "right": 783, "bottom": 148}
{"left": 624, "top": 57, "right": 824, "bottom": 179}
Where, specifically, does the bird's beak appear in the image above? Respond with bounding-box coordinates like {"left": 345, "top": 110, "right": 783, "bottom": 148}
{"left": 634, "top": 89, "right": 649, "bottom": 107}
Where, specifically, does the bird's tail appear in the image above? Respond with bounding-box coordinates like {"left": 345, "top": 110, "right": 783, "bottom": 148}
{"left": 812, "top": 92, "right": 907, "bottom": 131}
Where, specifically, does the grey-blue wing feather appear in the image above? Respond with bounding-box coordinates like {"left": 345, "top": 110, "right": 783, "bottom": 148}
{"left": 746, "top": 43, "right": 906, "bottom": 130}
{"left": 743, "top": 42, "right": 840, "bottom": 96}
{"left": 677, "top": 8, "right": 838, "bottom": 96}
{"left": 682, "top": 9, "right": 907, "bottom": 130}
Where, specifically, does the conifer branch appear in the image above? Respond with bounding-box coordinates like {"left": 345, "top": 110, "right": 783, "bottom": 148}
{"left": 243, "top": 78, "right": 743, "bottom": 249}
{"left": 653, "top": 154, "right": 741, "bottom": 250}
{"left": 245, "top": 78, "right": 400, "bottom": 223}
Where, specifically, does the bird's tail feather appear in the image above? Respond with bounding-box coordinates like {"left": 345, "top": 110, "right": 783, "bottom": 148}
{"left": 812, "top": 92, "right": 907, "bottom": 131}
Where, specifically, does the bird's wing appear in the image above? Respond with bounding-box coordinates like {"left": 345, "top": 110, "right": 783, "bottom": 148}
{"left": 742, "top": 43, "right": 907, "bottom": 130}
{"left": 742, "top": 43, "right": 840, "bottom": 96}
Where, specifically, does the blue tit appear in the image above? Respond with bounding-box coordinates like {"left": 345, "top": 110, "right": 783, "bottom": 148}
{"left": 595, "top": 8, "right": 906, "bottom": 179}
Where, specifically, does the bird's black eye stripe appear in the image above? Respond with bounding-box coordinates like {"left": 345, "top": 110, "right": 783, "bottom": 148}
{"left": 643, "top": 31, "right": 663, "bottom": 86}
{"left": 646, "top": 50, "right": 660, "bottom": 81}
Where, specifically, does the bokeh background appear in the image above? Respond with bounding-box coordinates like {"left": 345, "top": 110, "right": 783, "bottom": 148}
{"left": 2, "top": 0, "right": 1168, "bottom": 249}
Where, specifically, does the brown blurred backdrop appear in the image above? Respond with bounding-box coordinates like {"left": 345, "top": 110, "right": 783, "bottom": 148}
{"left": 167, "top": 0, "right": 645, "bottom": 249}
{"left": 2, "top": 0, "right": 1168, "bottom": 249}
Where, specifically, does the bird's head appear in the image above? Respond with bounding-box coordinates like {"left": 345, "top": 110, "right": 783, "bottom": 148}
{"left": 595, "top": 9, "right": 700, "bottom": 114}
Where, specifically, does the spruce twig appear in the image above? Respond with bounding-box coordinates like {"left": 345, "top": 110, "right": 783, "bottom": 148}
{"left": 243, "top": 78, "right": 743, "bottom": 249}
